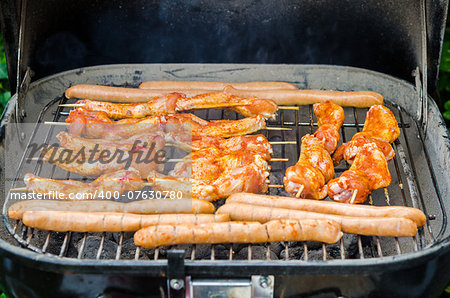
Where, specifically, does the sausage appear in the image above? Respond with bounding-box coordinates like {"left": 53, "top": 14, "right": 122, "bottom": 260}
{"left": 134, "top": 219, "right": 343, "bottom": 248}
{"left": 223, "top": 86, "right": 383, "bottom": 108}
{"left": 139, "top": 80, "right": 299, "bottom": 91}
{"left": 226, "top": 193, "right": 426, "bottom": 227}
{"left": 66, "top": 84, "right": 382, "bottom": 107}
{"left": 21, "top": 211, "right": 228, "bottom": 232}
{"left": 65, "top": 85, "right": 177, "bottom": 102}
{"left": 265, "top": 219, "right": 342, "bottom": 243}
{"left": 8, "top": 198, "right": 215, "bottom": 220}
{"left": 216, "top": 203, "right": 418, "bottom": 237}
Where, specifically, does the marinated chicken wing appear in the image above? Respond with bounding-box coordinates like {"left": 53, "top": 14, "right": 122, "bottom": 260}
{"left": 332, "top": 133, "right": 395, "bottom": 165}
{"left": 284, "top": 101, "right": 344, "bottom": 199}
{"left": 313, "top": 100, "right": 345, "bottom": 129}
{"left": 77, "top": 92, "right": 182, "bottom": 119}
{"left": 361, "top": 105, "right": 400, "bottom": 143}
{"left": 24, "top": 169, "right": 143, "bottom": 200}
{"left": 192, "top": 135, "right": 272, "bottom": 160}
{"left": 327, "top": 143, "right": 391, "bottom": 203}
{"left": 66, "top": 108, "right": 266, "bottom": 140}
{"left": 333, "top": 105, "right": 400, "bottom": 165}
{"left": 284, "top": 135, "right": 334, "bottom": 199}
{"left": 76, "top": 92, "right": 277, "bottom": 120}
{"left": 152, "top": 147, "right": 270, "bottom": 202}
{"left": 284, "top": 161, "right": 327, "bottom": 200}
{"left": 41, "top": 132, "right": 166, "bottom": 177}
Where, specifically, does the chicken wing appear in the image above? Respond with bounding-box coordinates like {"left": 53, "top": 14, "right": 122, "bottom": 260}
{"left": 284, "top": 101, "right": 344, "bottom": 200}
{"left": 66, "top": 108, "right": 266, "bottom": 140}
{"left": 192, "top": 135, "right": 272, "bottom": 161}
{"left": 362, "top": 105, "right": 400, "bottom": 143}
{"left": 333, "top": 105, "right": 400, "bottom": 165}
{"left": 151, "top": 147, "right": 270, "bottom": 202}
{"left": 24, "top": 169, "right": 143, "bottom": 200}
{"left": 41, "top": 132, "right": 166, "bottom": 177}
{"left": 77, "top": 92, "right": 277, "bottom": 120}
{"left": 327, "top": 143, "right": 391, "bottom": 203}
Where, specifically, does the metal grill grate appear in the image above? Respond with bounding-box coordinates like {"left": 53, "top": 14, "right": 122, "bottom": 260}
{"left": 2, "top": 93, "right": 443, "bottom": 262}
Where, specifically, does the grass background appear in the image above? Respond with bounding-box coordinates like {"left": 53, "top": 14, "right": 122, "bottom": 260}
{"left": 438, "top": 26, "right": 450, "bottom": 130}
{"left": 0, "top": 29, "right": 449, "bottom": 296}
{"left": 0, "top": 34, "right": 10, "bottom": 115}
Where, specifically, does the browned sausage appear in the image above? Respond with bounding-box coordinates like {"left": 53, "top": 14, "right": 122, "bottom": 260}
{"left": 139, "top": 80, "right": 299, "bottom": 90}
{"left": 21, "top": 211, "right": 228, "bottom": 232}
{"left": 223, "top": 86, "right": 383, "bottom": 107}
{"left": 134, "top": 219, "right": 342, "bottom": 248}
{"left": 226, "top": 193, "right": 426, "bottom": 227}
{"left": 66, "top": 84, "right": 382, "bottom": 107}
{"left": 8, "top": 198, "right": 215, "bottom": 220}
{"left": 65, "top": 85, "right": 170, "bottom": 102}
{"left": 216, "top": 203, "right": 418, "bottom": 237}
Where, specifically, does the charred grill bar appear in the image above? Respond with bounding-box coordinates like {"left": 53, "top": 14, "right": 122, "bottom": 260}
{"left": 0, "top": 0, "right": 449, "bottom": 297}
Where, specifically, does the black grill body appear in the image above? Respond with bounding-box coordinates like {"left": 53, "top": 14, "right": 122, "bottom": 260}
{"left": 0, "top": 0, "right": 449, "bottom": 297}
{"left": 0, "top": 64, "right": 448, "bottom": 297}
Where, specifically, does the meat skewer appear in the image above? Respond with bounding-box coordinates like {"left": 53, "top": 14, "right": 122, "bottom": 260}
{"left": 40, "top": 130, "right": 166, "bottom": 177}
{"left": 55, "top": 131, "right": 165, "bottom": 157}
{"left": 21, "top": 211, "right": 229, "bottom": 232}
{"left": 216, "top": 203, "right": 418, "bottom": 237}
{"left": 45, "top": 132, "right": 280, "bottom": 161}
{"left": 22, "top": 169, "right": 144, "bottom": 200}
{"left": 327, "top": 105, "right": 400, "bottom": 204}
{"left": 192, "top": 134, "right": 273, "bottom": 160}
{"left": 35, "top": 129, "right": 282, "bottom": 182}
{"left": 66, "top": 91, "right": 279, "bottom": 120}
{"left": 327, "top": 143, "right": 391, "bottom": 204}
{"left": 53, "top": 131, "right": 274, "bottom": 158}
{"left": 62, "top": 108, "right": 286, "bottom": 139}
{"left": 8, "top": 198, "right": 216, "bottom": 220}
{"left": 284, "top": 101, "right": 345, "bottom": 199}
{"left": 333, "top": 105, "right": 400, "bottom": 165}
{"left": 134, "top": 219, "right": 343, "bottom": 248}
{"left": 148, "top": 146, "right": 271, "bottom": 201}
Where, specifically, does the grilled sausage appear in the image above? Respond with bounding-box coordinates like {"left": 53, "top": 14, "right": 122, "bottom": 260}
{"left": 66, "top": 84, "right": 382, "bottom": 107}
{"left": 134, "top": 219, "right": 343, "bottom": 248}
{"left": 217, "top": 203, "right": 418, "bottom": 237}
{"left": 8, "top": 198, "right": 215, "bottom": 220}
{"left": 65, "top": 85, "right": 172, "bottom": 102}
{"left": 139, "top": 80, "right": 299, "bottom": 90}
{"left": 226, "top": 193, "right": 425, "bottom": 227}
{"left": 21, "top": 211, "right": 228, "bottom": 232}
{"left": 223, "top": 86, "right": 383, "bottom": 108}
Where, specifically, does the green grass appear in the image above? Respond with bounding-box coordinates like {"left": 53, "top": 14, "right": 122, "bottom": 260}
{"left": 438, "top": 27, "right": 450, "bottom": 132}
{"left": 0, "top": 34, "right": 10, "bottom": 114}
{"left": 437, "top": 27, "right": 450, "bottom": 295}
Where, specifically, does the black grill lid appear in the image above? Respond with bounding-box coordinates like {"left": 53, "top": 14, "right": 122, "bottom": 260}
{"left": 0, "top": 0, "right": 448, "bottom": 95}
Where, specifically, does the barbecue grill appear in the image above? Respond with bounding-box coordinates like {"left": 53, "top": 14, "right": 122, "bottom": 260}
{"left": 0, "top": 1, "right": 450, "bottom": 297}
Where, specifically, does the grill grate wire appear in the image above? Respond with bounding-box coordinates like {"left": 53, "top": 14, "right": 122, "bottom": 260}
{"left": 2, "top": 94, "right": 441, "bottom": 262}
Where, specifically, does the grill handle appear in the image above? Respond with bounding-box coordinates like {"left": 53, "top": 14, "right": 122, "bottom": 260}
{"left": 166, "top": 250, "right": 274, "bottom": 297}
{"left": 167, "top": 250, "right": 186, "bottom": 298}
